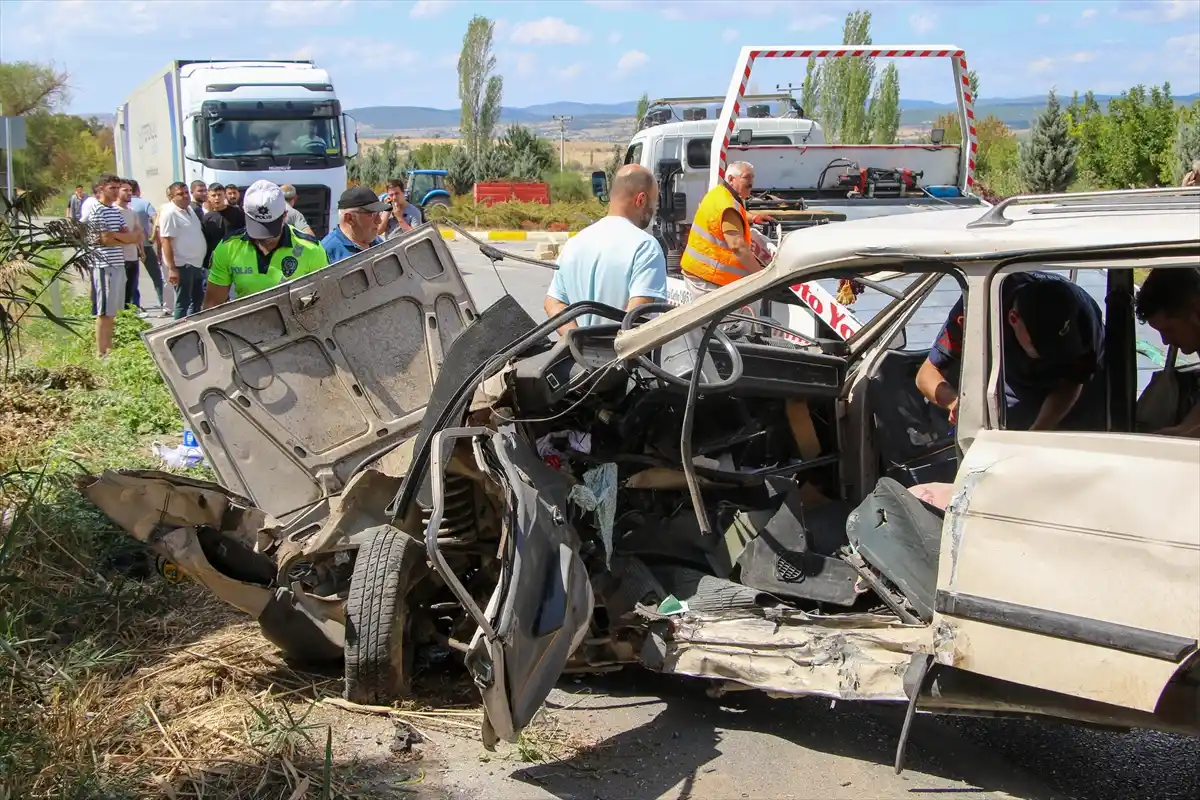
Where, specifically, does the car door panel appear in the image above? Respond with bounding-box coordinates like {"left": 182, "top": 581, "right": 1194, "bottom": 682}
{"left": 141, "top": 225, "right": 477, "bottom": 523}
{"left": 472, "top": 427, "right": 593, "bottom": 745}
{"left": 934, "top": 428, "right": 1200, "bottom": 712}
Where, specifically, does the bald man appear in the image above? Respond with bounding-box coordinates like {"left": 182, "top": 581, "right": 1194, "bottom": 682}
{"left": 544, "top": 164, "right": 667, "bottom": 331}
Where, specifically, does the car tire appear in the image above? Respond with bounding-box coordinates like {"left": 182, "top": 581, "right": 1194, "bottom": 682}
{"left": 344, "top": 525, "right": 428, "bottom": 704}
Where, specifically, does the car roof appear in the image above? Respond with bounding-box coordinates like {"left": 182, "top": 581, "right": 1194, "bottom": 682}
{"left": 614, "top": 189, "right": 1200, "bottom": 360}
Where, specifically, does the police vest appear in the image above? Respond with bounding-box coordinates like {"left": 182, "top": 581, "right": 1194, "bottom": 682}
{"left": 680, "top": 183, "right": 752, "bottom": 287}
{"left": 207, "top": 225, "right": 329, "bottom": 298}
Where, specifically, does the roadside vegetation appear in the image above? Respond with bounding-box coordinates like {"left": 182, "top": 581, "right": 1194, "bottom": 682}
{"left": 0, "top": 196, "right": 361, "bottom": 797}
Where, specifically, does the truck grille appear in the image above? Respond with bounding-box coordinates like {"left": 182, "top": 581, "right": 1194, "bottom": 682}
{"left": 292, "top": 185, "right": 332, "bottom": 239}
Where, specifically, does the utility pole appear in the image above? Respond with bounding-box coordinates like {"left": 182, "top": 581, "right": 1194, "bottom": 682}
{"left": 551, "top": 115, "right": 572, "bottom": 172}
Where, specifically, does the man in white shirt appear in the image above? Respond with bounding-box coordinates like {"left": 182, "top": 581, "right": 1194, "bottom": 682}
{"left": 79, "top": 184, "right": 101, "bottom": 224}
{"left": 544, "top": 164, "right": 666, "bottom": 332}
{"left": 159, "top": 181, "right": 209, "bottom": 319}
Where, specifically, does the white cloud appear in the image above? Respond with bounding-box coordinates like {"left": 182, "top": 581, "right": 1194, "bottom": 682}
{"left": 617, "top": 50, "right": 649, "bottom": 74}
{"left": 1080, "top": 7, "right": 1098, "bottom": 21}
{"left": 790, "top": 13, "right": 836, "bottom": 32}
{"left": 410, "top": 0, "right": 450, "bottom": 18}
{"left": 1167, "top": 32, "right": 1200, "bottom": 57}
{"left": 722, "top": 28, "right": 740, "bottom": 43}
{"left": 608, "top": 31, "right": 622, "bottom": 45}
{"left": 1026, "top": 51, "right": 1098, "bottom": 74}
{"left": 435, "top": 51, "right": 459, "bottom": 69}
{"left": 310, "top": 38, "right": 421, "bottom": 70}
{"left": 555, "top": 63, "right": 583, "bottom": 80}
{"left": 1036, "top": 13, "right": 1051, "bottom": 24}
{"left": 909, "top": 11, "right": 937, "bottom": 36}
{"left": 1116, "top": 0, "right": 1200, "bottom": 23}
{"left": 267, "top": 0, "right": 351, "bottom": 23}
{"left": 510, "top": 17, "right": 587, "bottom": 45}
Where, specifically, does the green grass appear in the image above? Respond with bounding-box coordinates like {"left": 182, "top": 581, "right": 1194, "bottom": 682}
{"left": 16, "top": 296, "right": 188, "bottom": 470}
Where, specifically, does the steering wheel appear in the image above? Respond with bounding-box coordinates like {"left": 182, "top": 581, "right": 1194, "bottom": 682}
{"left": 620, "top": 302, "right": 744, "bottom": 392}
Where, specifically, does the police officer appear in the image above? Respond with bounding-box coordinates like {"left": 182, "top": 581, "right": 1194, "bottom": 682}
{"left": 202, "top": 180, "right": 328, "bottom": 309}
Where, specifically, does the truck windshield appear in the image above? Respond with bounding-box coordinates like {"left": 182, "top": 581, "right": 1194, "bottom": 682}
{"left": 207, "top": 117, "right": 343, "bottom": 158}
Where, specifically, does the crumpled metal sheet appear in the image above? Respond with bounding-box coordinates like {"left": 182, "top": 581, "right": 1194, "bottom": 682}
{"left": 661, "top": 609, "right": 930, "bottom": 701}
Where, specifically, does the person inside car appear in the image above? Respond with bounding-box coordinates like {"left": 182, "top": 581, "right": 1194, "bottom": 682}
{"left": 916, "top": 271, "right": 1105, "bottom": 431}
{"left": 1135, "top": 267, "right": 1200, "bottom": 438}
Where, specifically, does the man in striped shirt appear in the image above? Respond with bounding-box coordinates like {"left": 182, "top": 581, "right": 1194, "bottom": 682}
{"left": 87, "top": 173, "right": 142, "bottom": 357}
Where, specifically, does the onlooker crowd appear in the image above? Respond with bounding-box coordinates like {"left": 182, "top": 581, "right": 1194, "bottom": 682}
{"left": 72, "top": 173, "right": 431, "bottom": 353}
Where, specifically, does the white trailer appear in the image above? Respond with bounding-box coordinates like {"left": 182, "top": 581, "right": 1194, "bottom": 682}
{"left": 114, "top": 60, "right": 360, "bottom": 238}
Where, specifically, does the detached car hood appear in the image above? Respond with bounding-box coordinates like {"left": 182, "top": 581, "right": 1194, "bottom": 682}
{"left": 143, "top": 224, "right": 479, "bottom": 522}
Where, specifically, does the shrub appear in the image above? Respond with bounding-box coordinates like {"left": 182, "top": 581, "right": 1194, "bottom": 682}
{"left": 546, "top": 170, "right": 594, "bottom": 203}
{"left": 428, "top": 196, "right": 605, "bottom": 231}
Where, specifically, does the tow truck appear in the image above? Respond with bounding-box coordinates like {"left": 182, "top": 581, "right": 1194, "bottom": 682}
{"left": 595, "top": 44, "right": 987, "bottom": 342}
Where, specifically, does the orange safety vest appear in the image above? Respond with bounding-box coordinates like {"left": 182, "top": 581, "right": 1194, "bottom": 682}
{"left": 680, "top": 182, "right": 752, "bottom": 287}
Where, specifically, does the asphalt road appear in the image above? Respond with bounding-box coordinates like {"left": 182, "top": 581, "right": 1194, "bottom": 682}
{"left": 125, "top": 239, "right": 1198, "bottom": 800}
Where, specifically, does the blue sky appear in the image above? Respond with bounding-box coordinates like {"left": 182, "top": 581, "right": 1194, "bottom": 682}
{"left": 0, "top": 0, "right": 1197, "bottom": 113}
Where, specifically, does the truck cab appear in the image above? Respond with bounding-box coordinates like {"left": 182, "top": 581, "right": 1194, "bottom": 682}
{"left": 115, "top": 60, "right": 359, "bottom": 239}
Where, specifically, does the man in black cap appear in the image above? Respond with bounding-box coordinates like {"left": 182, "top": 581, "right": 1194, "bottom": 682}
{"left": 916, "top": 271, "right": 1105, "bottom": 431}
{"left": 320, "top": 187, "right": 391, "bottom": 264}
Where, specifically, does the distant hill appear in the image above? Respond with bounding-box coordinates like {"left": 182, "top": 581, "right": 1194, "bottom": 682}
{"left": 83, "top": 91, "right": 1199, "bottom": 138}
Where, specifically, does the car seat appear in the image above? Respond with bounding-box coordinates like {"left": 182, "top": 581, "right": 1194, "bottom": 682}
{"left": 866, "top": 350, "right": 958, "bottom": 487}
{"left": 845, "top": 477, "right": 944, "bottom": 623}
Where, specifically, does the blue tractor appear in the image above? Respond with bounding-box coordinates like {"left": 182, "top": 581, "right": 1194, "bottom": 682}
{"left": 406, "top": 169, "right": 452, "bottom": 211}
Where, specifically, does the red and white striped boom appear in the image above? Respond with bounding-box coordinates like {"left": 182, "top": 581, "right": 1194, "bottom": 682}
{"left": 709, "top": 46, "right": 977, "bottom": 192}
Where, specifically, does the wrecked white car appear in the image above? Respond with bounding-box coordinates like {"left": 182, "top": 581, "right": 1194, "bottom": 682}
{"left": 83, "top": 190, "right": 1200, "bottom": 767}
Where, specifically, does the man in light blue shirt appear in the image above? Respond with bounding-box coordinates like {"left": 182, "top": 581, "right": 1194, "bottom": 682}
{"left": 544, "top": 164, "right": 666, "bottom": 331}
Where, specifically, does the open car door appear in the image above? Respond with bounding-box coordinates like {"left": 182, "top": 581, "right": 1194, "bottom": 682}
{"left": 141, "top": 224, "right": 479, "bottom": 523}
{"left": 421, "top": 424, "right": 593, "bottom": 748}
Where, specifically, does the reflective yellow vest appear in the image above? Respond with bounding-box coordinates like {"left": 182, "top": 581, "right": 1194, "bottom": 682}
{"left": 680, "top": 183, "right": 751, "bottom": 287}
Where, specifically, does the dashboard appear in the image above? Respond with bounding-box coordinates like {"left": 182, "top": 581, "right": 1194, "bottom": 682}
{"left": 509, "top": 323, "right": 847, "bottom": 413}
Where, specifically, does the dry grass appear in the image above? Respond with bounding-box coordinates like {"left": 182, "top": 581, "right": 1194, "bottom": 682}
{"left": 0, "top": 287, "right": 592, "bottom": 799}
{"left": 362, "top": 137, "right": 617, "bottom": 172}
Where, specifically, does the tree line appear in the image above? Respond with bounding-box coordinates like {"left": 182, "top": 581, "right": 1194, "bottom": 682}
{"left": 934, "top": 83, "right": 1200, "bottom": 200}
{"left": 0, "top": 63, "right": 116, "bottom": 198}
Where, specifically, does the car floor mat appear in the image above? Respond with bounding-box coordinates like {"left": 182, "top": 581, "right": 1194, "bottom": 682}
{"left": 734, "top": 490, "right": 860, "bottom": 607}
{"left": 602, "top": 555, "right": 666, "bottom": 619}
{"left": 651, "top": 564, "right": 780, "bottom": 612}
{"left": 845, "top": 477, "right": 943, "bottom": 622}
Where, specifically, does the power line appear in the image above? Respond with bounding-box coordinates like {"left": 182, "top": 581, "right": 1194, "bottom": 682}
{"left": 551, "top": 115, "right": 573, "bottom": 171}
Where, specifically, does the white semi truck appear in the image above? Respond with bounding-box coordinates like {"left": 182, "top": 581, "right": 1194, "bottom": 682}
{"left": 114, "top": 60, "right": 360, "bottom": 239}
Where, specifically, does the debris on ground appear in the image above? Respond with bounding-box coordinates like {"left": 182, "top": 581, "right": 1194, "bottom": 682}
{"left": 0, "top": 382, "right": 75, "bottom": 462}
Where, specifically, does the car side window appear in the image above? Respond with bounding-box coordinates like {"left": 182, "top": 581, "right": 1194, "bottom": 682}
{"left": 624, "top": 143, "right": 643, "bottom": 165}
{"left": 685, "top": 136, "right": 792, "bottom": 169}
{"left": 989, "top": 265, "right": 1200, "bottom": 436}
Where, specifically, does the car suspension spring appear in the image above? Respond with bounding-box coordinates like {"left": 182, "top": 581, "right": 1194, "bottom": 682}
{"left": 422, "top": 474, "right": 475, "bottom": 538}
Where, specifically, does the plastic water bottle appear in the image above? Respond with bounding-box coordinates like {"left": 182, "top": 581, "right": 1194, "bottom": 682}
{"left": 182, "top": 425, "right": 198, "bottom": 448}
